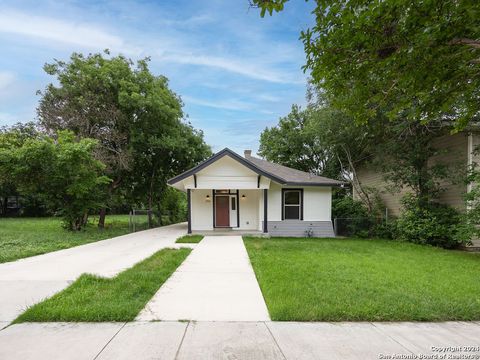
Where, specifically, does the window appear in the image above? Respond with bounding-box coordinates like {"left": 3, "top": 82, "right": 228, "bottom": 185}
{"left": 283, "top": 189, "right": 302, "bottom": 220}
{"left": 231, "top": 197, "right": 236, "bottom": 210}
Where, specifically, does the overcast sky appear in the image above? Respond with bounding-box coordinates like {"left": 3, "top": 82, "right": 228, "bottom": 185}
{"left": 0, "top": 0, "right": 314, "bottom": 154}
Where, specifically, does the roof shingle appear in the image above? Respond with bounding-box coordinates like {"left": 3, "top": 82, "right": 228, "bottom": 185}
{"left": 244, "top": 154, "right": 344, "bottom": 186}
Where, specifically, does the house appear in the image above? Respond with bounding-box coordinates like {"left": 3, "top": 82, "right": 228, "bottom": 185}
{"left": 168, "top": 148, "right": 344, "bottom": 237}
{"left": 353, "top": 132, "right": 479, "bottom": 216}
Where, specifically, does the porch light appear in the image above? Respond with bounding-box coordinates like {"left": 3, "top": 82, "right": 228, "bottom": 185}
{"left": 205, "top": 195, "right": 211, "bottom": 202}
{"left": 241, "top": 194, "right": 246, "bottom": 200}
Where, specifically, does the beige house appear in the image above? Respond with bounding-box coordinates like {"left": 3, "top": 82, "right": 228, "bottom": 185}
{"left": 168, "top": 148, "right": 344, "bottom": 237}
{"left": 353, "top": 132, "right": 480, "bottom": 216}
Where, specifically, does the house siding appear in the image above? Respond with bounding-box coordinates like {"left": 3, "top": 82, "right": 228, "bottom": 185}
{"left": 353, "top": 132, "right": 469, "bottom": 216}
{"left": 265, "top": 220, "right": 334, "bottom": 237}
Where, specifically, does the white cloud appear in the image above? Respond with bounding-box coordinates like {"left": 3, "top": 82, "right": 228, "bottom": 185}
{"left": 0, "top": 71, "right": 15, "bottom": 91}
{"left": 160, "top": 53, "right": 304, "bottom": 85}
{"left": 182, "top": 95, "right": 252, "bottom": 111}
{"left": 0, "top": 10, "right": 138, "bottom": 53}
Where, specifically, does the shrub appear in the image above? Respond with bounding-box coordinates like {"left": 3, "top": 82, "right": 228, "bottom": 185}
{"left": 333, "top": 196, "right": 379, "bottom": 237}
{"left": 371, "top": 220, "right": 397, "bottom": 239}
{"left": 332, "top": 196, "right": 370, "bottom": 219}
{"left": 396, "top": 195, "right": 471, "bottom": 248}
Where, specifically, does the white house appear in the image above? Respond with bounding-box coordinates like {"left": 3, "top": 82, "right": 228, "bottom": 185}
{"left": 168, "top": 148, "right": 343, "bottom": 237}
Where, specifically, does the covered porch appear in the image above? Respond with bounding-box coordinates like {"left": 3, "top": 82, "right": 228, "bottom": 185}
{"left": 187, "top": 188, "right": 269, "bottom": 234}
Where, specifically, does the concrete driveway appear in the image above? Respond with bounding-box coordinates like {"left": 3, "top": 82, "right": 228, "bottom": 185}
{"left": 1, "top": 321, "right": 479, "bottom": 360}
{"left": 137, "top": 235, "right": 270, "bottom": 321}
{"left": 0, "top": 223, "right": 188, "bottom": 323}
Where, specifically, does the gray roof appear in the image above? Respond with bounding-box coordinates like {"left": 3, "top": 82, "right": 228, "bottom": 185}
{"left": 168, "top": 148, "right": 344, "bottom": 187}
{"left": 245, "top": 154, "right": 344, "bottom": 186}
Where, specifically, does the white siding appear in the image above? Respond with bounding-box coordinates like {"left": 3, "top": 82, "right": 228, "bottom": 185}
{"left": 267, "top": 183, "right": 282, "bottom": 221}
{"left": 267, "top": 183, "right": 332, "bottom": 221}
{"left": 186, "top": 156, "right": 270, "bottom": 189}
{"left": 304, "top": 187, "right": 332, "bottom": 221}
{"left": 191, "top": 189, "right": 213, "bottom": 231}
{"left": 238, "top": 189, "right": 259, "bottom": 230}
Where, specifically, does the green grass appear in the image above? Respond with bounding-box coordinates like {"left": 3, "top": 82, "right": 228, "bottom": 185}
{"left": 14, "top": 247, "right": 191, "bottom": 323}
{"left": 244, "top": 237, "right": 480, "bottom": 321}
{"left": 0, "top": 215, "right": 132, "bottom": 263}
{"left": 175, "top": 234, "right": 204, "bottom": 243}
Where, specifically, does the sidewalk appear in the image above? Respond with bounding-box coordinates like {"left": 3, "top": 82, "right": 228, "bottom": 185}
{"left": 1, "top": 321, "right": 479, "bottom": 360}
{"left": 137, "top": 235, "right": 270, "bottom": 321}
{"left": 0, "top": 223, "right": 189, "bottom": 323}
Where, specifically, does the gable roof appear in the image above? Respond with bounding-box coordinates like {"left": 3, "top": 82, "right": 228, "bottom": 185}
{"left": 167, "top": 148, "right": 344, "bottom": 187}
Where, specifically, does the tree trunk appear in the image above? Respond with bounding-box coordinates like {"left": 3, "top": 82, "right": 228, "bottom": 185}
{"left": 82, "top": 212, "right": 89, "bottom": 227}
{"left": 147, "top": 168, "right": 156, "bottom": 228}
{"left": 1, "top": 196, "right": 7, "bottom": 216}
{"left": 98, "top": 208, "right": 107, "bottom": 229}
{"left": 98, "top": 178, "right": 122, "bottom": 229}
{"left": 147, "top": 196, "right": 153, "bottom": 228}
{"left": 157, "top": 200, "right": 163, "bottom": 226}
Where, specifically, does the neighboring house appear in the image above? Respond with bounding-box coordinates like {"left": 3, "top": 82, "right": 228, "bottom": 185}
{"left": 168, "top": 148, "right": 343, "bottom": 237}
{"left": 353, "top": 132, "right": 480, "bottom": 216}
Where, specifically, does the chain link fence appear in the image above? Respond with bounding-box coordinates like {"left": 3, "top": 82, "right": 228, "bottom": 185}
{"left": 333, "top": 217, "right": 389, "bottom": 237}
{"left": 128, "top": 209, "right": 176, "bottom": 232}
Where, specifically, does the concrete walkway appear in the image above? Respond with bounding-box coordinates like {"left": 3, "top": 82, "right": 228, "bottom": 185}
{"left": 1, "top": 321, "right": 479, "bottom": 360}
{"left": 0, "top": 223, "right": 188, "bottom": 323}
{"left": 137, "top": 235, "right": 270, "bottom": 321}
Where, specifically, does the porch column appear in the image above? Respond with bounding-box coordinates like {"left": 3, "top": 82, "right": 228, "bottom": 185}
{"left": 187, "top": 189, "right": 192, "bottom": 234}
{"left": 263, "top": 189, "right": 268, "bottom": 233}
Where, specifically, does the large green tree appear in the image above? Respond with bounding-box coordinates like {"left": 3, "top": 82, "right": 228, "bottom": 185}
{"left": 259, "top": 105, "right": 340, "bottom": 177}
{"left": 0, "top": 122, "right": 41, "bottom": 215}
{"left": 252, "top": 0, "right": 480, "bottom": 129}
{"left": 38, "top": 51, "right": 210, "bottom": 226}
{"left": 260, "top": 92, "right": 455, "bottom": 212}
{"left": 0, "top": 131, "right": 110, "bottom": 230}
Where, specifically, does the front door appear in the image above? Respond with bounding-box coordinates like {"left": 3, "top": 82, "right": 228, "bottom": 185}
{"left": 215, "top": 195, "right": 230, "bottom": 227}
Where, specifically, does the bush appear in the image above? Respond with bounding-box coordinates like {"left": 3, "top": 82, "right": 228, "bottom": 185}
{"left": 332, "top": 196, "right": 370, "bottom": 219}
{"left": 371, "top": 220, "right": 397, "bottom": 239}
{"left": 332, "top": 196, "right": 377, "bottom": 237}
{"left": 396, "top": 195, "right": 471, "bottom": 248}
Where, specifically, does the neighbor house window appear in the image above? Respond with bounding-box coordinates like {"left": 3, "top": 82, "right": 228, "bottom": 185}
{"left": 283, "top": 189, "right": 303, "bottom": 220}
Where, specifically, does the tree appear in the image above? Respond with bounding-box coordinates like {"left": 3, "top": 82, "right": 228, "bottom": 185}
{"left": 127, "top": 121, "right": 211, "bottom": 225}
{"left": 0, "top": 131, "right": 110, "bottom": 230}
{"left": 252, "top": 0, "right": 480, "bottom": 130}
{"left": 38, "top": 51, "right": 210, "bottom": 226}
{"left": 260, "top": 89, "right": 456, "bottom": 213}
{"left": 373, "top": 120, "right": 452, "bottom": 206}
{"left": 259, "top": 105, "right": 340, "bottom": 177}
{"left": 0, "top": 122, "right": 41, "bottom": 215}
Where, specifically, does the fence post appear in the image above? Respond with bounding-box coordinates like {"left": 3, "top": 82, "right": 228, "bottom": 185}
{"left": 129, "top": 211, "right": 132, "bottom": 232}
{"left": 133, "top": 209, "right": 136, "bottom": 232}
{"left": 333, "top": 218, "right": 338, "bottom": 237}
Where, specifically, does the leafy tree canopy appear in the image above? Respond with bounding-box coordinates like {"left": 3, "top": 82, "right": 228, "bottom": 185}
{"left": 38, "top": 51, "right": 211, "bottom": 225}
{"left": 0, "top": 131, "right": 110, "bottom": 230}
{"left": 252, "top": 0, "right": 480, "bottom": 129}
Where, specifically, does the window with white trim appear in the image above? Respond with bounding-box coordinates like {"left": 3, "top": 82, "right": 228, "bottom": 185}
{"left": 283, "top": 190, "right": 302, "bottom": 220}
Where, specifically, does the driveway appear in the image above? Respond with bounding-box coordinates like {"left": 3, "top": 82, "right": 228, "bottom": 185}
{"left": 137, "top": 235, "right": 270, "bottom": 321}
{"left": 1, "top": 321, "right": 479, "bottom": 360}
{"left": 0, "top": 223, "right": 188, "bottom": 323}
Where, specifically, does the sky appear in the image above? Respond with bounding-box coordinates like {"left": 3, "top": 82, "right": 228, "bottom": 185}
{"left": 0, "top": 0, "right": 315, "bottom": 154}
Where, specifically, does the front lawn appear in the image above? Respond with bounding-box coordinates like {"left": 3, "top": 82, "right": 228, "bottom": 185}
{"left": 14, "top": 247, "right": 191, "bottom": 323}
{"left": 176, "top": 234, "right": 204, "bottom": 243}
{"left": 0, "top": 216, "right": 131, "bottom": 263}
{"left": 244, "top": 237, "right": 480, "bottom": 321}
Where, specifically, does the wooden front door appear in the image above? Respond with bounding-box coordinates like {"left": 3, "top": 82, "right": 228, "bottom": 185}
{"left": 215, "top": 195, "right": 230, "bottom": 227}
